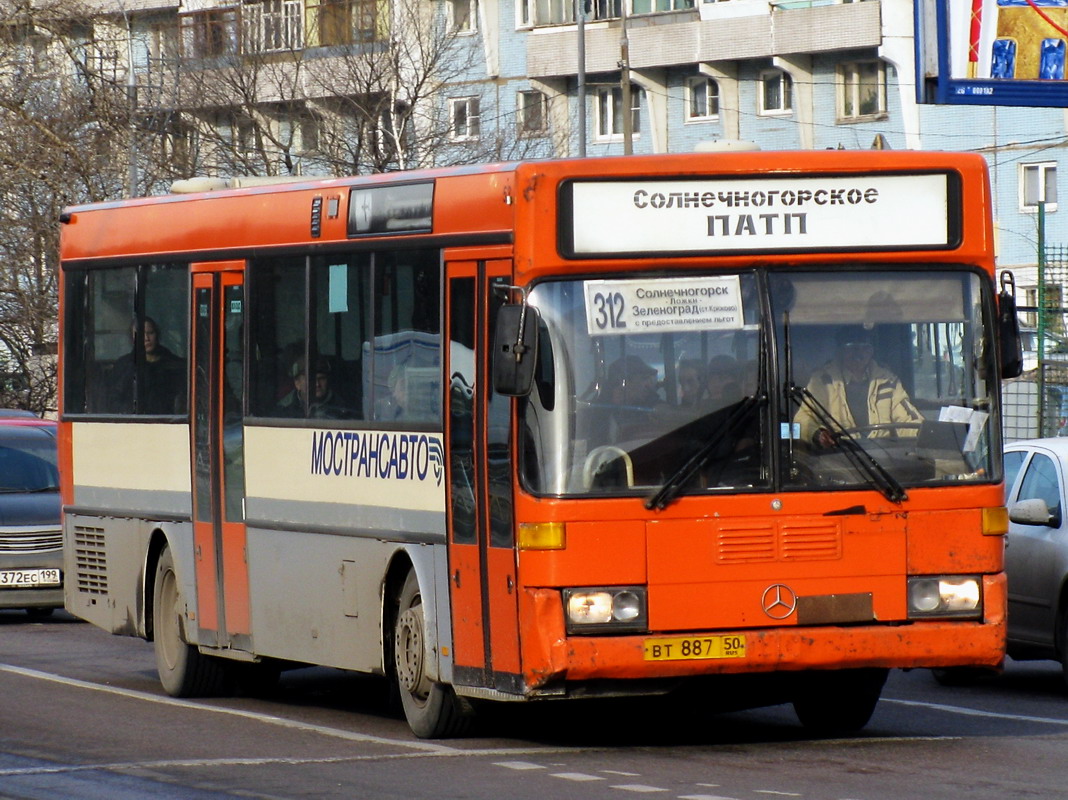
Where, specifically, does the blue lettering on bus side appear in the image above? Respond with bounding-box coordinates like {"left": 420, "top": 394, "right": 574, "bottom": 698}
{"left": 310, "top": 430, "right": 444, "bottom": 487}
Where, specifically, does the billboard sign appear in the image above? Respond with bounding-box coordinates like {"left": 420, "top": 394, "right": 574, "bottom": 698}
{"left": 920, "top": 0, "right": 1068, "bottom": 106}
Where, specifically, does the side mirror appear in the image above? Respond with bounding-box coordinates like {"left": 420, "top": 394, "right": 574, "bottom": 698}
{"left": 998, "top": 270, "right": 1023, "bottom": 379}
{"left": 492, "top": 304, "right": 540, "bottom": 396}
{"left": 1009, "top": 497, "right": 1061, "bottom": 528}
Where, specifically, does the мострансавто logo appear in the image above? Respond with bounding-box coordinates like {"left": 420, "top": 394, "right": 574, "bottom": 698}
{"left": 310, "top": 430, "right": 444, "bottom": 486}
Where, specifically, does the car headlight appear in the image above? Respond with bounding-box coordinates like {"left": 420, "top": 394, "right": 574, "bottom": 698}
{"left": 563, "top": 587, "right": 647, "bottom": 634}
{"left": 907, "top": 576, "right": 982, "bottom": 619}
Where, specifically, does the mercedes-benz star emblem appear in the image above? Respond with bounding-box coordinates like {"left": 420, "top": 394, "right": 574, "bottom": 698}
{"left": 761, "top": 584, "right": 797, "bottom": 620}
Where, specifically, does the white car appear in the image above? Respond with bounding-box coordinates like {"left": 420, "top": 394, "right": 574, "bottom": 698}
{"left": 1003, "top": 437, "right": 1068, "bottom": 680}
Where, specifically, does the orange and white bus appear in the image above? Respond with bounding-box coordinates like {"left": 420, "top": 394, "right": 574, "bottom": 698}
{"left": 60, "top": 151, "right": 1015, "bottom": 738}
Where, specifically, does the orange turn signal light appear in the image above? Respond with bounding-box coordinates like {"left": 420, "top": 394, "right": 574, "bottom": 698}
{"left": 518, "top": 521, "right": 566, "bottom": 550}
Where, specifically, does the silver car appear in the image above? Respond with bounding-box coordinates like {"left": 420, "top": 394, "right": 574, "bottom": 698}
{"left": 0, "top": 416, "right": 62, "bottom": 616}
{"left": 1004, "top": 437, "right": 1068, "bottom": 679}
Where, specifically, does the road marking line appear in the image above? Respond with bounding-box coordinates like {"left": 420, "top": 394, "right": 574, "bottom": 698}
{"left": 0, "top": 750, "right": 583, "bottom": 778}
{"left": 0, "top": 662, "right": 457, "bottom": 753}
{"left": 552, "top": 772, "right": 604, "bottom": 781}
{"left": 495, "top": 761, "right": 546, "bottom": 770}
{"left": 611, "top": 784, "right": 667, "bottom": 793}
{"left": 0, "top": 663, "right": 575, "bottom": 761}
{"left": 884, "top": 697, "right": 1068, "bottom": 726}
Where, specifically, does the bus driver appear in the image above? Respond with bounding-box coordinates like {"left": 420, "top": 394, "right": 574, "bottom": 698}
{"left": 794, "top": 325, "right": 922, "bottom": 448}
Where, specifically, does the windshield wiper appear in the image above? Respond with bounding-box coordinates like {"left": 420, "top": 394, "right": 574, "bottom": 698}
{"left": 786, "top": 383, "right": 907, "bottom": 504}
{"left": 645, "top": 393, "right": 764, "bottom": 511}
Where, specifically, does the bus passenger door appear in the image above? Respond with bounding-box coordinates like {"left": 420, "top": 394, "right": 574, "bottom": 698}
{"left": 446, "top": 259, "right": 522, "bottom": 691}
{"left": 190, "top": 264, "right": 251, "bottom": 651}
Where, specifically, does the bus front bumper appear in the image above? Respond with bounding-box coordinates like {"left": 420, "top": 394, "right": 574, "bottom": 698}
{"left": 522, "top": 574, "right": 1006, "bottom": 690}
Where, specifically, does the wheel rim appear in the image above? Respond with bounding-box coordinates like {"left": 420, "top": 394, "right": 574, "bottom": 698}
{"left": 395, "top": 601, "right": 429, "bottom": 703}
{"left": 158, "top": 566, "right": 182, "bottom": 670}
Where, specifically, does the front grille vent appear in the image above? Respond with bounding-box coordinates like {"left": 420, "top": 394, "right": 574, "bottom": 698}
{"left": 74, "top": 525, "right": 108, "bottom": 595}
{"left": 716, "top": 521, "right": 842, "bottom": 563}
{"left": 0, "top": 526, "right": 62, "bottom": 554}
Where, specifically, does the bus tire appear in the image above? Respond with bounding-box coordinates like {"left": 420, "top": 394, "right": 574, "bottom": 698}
{"left": 792, "top": 667, "right": 887, "bottom": 736}
{"left": 153, "top": 546, "right": 231, "bottom": 698}
{"left": 394, "top": 570, "right": 471, "bottom": 738}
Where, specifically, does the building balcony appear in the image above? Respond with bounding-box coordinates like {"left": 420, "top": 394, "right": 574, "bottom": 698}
{"left": 526, "top": 0, "right": 882, "bottom": 78}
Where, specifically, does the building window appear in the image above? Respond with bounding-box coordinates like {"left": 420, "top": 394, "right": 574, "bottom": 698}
{"left": 595, "top": 86, "right": 642, "bottom": 140}
{"left": 758, "top": 69, "right": 792, "bottom": 115}
{"left": 450, "top": 0, "right": 478, "bottom": 32}
{"left": 633, "top": 0, "right": 695, "bottom": 12}
{"left": 180, "top": 9, "right": 239, "bottom": 58}
{"left": 589, "top": 0, "right": 622, "bottom": 18}
{"left": 521, "top": 0, "right": 620, "bottom": 25}
{"left": 244, "top": 0, "right": 303, "bottom": 52}
{"left": 1021, "top": 162, "right": 1058, "bottom": 212}
{"left": 518, "top": 90, "right": 547, "bottom": 135}
{"left": 686, "top": 76, "right": 719, "bottom": 120}
{"left": 310, "top": 0, "right": 382, "bottom": 46}
{"left": 450, "top": 97, "right": 481, "bottom": 141}
{"left": 838, "top": 60, "right": 886, "bottom": 121}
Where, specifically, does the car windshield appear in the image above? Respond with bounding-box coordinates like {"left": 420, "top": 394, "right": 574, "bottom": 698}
{"left": 520, "top": 268, "right": 999, "bottom": 502}
{"left": 0, "top": 427, "right": 59, "bottom": 492}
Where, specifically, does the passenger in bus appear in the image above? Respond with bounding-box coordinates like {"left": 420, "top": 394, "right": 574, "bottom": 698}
{"left": 676, "top": 359, "right": 707, "bottom": 408}
{"left": 276, "top": 356, "right": 351, "bottom": 419}
{"left": 705, "top": 355, "right": 744, "bottom": 410}
{"left": 794, "top": 326, "right": 922, "bottom": 448}
{"left": 596, "top": 355, "right": 664, "bottom": 442}
{"left": 114, "top": 317, "right": 185, "bottom": 414}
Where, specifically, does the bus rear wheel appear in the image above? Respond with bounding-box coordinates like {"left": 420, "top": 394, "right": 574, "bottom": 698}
{"left": 152, "top": 546, "right": 232, "bottom": 697}
{"left": 792, "top": 667, "right": 887, "bottom": 736}
{"left": 394, "top": 570, "right": 471, "bottom": 738}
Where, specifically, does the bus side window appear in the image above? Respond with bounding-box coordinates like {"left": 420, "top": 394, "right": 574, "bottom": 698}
{"left": 369, "top": 250, "right": 441, "bottom": 424}
{"left": 249, "top": 256, "right": 306, "bottom": 418}
{"left": 65, "top": 264, "right": 188, "bottom": 416}
{"left": 311, "top": 254, "right": 370, "bottom": 419}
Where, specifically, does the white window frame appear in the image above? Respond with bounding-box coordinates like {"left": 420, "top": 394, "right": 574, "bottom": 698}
{"left": 1021, "top": 162, "right": 1058, "bottom": 213}
{"left": 633, "top": 0, "right": 695, "bottom": 13}
{"left": 449, "top": 96, "right": 481, "bottom": 141}
{"left": 518, "top": 90, "right": 548, "bottom": 136}
{"left": 685, "top": 76, "right": 719, "bottom": 121}
{"left": 594, "top": 85, "right": 642, "bottom": 141}
{"left": 521, "top": 0, "right": 621, "bottom": 26}
{"left": 245, "top": 0, "right": 303, "bottom": 52}
{"left": 589, "top": 0, "right": 622, "bottom": 19}
{"left": 758, "top": 68, "right": 792, "bottom": 116}
{"left": 449, "top": 0, "right": 478, "bottom": 33}
{"left": 516, "top": 0, "right": 533, "bottom": 28}
{"left": 837, "top": 60, "right": 887, "bottom": 122}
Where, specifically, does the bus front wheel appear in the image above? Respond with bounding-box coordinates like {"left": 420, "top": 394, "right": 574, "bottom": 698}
{"left": 152, "top": 546, "right": 231, "bottom": 697}
{"left": 792, "top": 667, "right": 887, "bottom": 736}
{"left": 394, "top": 570, "right": 471, "bottom": 738}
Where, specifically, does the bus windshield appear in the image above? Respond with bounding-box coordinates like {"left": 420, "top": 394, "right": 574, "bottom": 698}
{"left": 521, "top": 268, "right": 998, "bottom": 500}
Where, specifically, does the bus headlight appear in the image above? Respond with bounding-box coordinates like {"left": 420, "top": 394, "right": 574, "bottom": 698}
{"left": 907, "top": 576, "right": 982, "bottom": 619}
{"left": 563, "top": 587, "right": 647, "bottom": 634}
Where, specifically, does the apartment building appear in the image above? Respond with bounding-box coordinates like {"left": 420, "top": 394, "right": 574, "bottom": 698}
{"left": 9, "top": 0, "right": 1066, "bottom": 275}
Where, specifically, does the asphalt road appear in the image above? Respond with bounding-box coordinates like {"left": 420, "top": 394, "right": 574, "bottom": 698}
{"left": 2, "top": 609, "right": 1067, "bottom": 800}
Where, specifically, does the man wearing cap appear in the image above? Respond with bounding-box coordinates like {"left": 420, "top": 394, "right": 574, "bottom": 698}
{"left": 794, "top": 326, "right": 921, "bottom": 449}
{"left": 276, "top": 355, "right": 350, "bottom": 419}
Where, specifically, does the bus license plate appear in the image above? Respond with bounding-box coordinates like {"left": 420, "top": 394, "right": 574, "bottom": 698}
{"left": 0, "top": 569, "right": 61, "bottom": 588}
{"left": 643, "top": 635, "right": 746, "bottom": 662}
